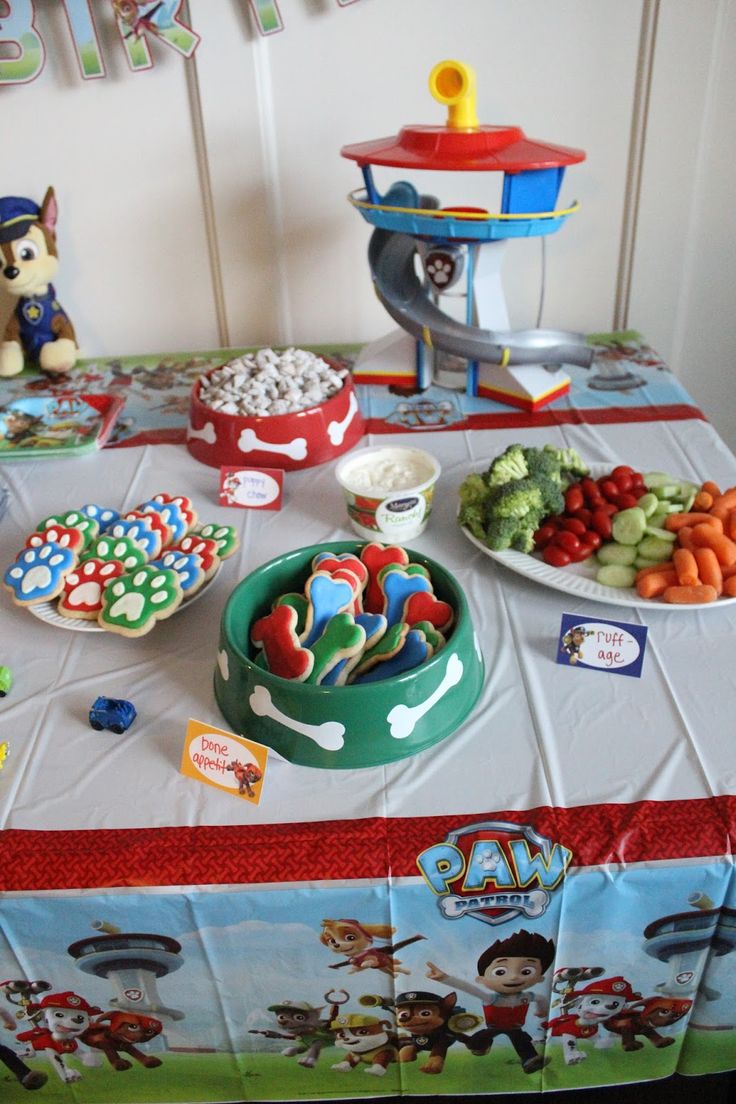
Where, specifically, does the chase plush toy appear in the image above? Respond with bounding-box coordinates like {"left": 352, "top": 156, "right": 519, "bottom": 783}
{"left": 0, "top": 187, "right": 78, "bottom": 377}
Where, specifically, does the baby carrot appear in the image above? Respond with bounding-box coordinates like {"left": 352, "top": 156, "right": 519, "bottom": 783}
{"left": 676, "top": 526, "right": 695, "bottom": 552}
{"left": 636, "top": 569, "right": 678, "bottom": 599}
{"left": 701, "top": 480, "right": 721, "bottom": 498}
{"left": 726, "top": 509, "right": 736, "bottom": 542}
{"left": 664, "top": 512, "right": 723, "bottom": 533}
{"left": 689, "top": 524, "right": 736, "bottom": 567}
{"left": 673, "top": 548, "right": 699, "bottom": 587}
{"left": 693, "top": 490, "right": 713, "bottom": 511}
{"left": 711, "top": 488, "right": 736, "bottom": 514}
{"left": 663, "top": 584, "right": 718, "bottom": 604}
{"left": 636, "top": 560, "right": 674, "bottom": 577}
{"left": 722, "top": 562, "right": 736, "bottom": 581}
{"left": 724, "top": 576, "right": 736, "bottom": 598}
{"left": 693, "top": 546, "right": 722, "bottom": 595}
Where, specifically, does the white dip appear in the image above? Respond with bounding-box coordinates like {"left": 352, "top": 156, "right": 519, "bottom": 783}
{"left": 341, "top": 448, "right": 437, "bottom": 496}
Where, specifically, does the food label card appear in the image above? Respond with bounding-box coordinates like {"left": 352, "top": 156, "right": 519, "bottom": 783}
{"left": 219, "top": 465, "right": 283, "bottom": 510}
{"left": 180, "top": 719, "right": 268, "bottom": 803}
{"left": 557, "top": 613, "right": 648, "bottom": 677}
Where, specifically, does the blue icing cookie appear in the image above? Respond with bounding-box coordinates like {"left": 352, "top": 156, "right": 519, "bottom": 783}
{"left": 107, "top": 517, "right": 161, "bottom": 560}
{"left": 381, "top": 568, "right": 432, "bottom": 626}
{"left": 300, "top": 572, "right": 355, "bottom": 649}
{"left": 351, "top": 628, "right": 430, "bottom": 684}
{"left": 139, "top": 498, "right": 188, "bottom": 543}
{"left": 150, "top": 550, "right": 205, "bottom": 595}
{"left": 81, "top": 504, "right": 121, "bottom": 531}
{"left": 4, "top": 542, "right": 76, "bottom": 604}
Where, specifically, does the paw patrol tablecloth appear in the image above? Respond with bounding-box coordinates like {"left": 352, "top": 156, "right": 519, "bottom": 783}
{"left": 0, "top": 336, "right": 735, "bottom": 1101}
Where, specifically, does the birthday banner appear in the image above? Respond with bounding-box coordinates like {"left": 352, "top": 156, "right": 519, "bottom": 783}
{"left": 0, "top": 0, "right": 364, "bottom": 82}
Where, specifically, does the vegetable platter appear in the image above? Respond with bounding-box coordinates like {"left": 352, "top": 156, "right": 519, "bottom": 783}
{"left": 458, "top": 445, "right": 736, "bottom": 611}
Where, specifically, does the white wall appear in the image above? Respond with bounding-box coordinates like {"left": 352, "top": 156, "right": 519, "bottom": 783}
{"left": 1, "top": 0, "right": 734, "bottom": 447}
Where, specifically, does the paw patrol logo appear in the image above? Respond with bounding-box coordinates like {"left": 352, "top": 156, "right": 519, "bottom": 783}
{"left": 416, "top": 820, "right": 572, "bottom": 927}
{"left": 124, "top": 988, "right": 143, "bottom": 1002}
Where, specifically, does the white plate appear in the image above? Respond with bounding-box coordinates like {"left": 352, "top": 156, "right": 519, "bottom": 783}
{"left": 27, "top": 562, "right": 221, "bottom": 632}
{"left": 460, "top": 462, "right": 735, "bottom": 611}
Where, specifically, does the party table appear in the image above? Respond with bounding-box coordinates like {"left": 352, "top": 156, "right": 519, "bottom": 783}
{"left": 0, "top": 336, "right": 735, "bottom": 1102}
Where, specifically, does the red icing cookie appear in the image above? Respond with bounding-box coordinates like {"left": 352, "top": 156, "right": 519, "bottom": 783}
{"left": 251, "top": 603, "right": 314, "bottom": 681}
{"left": 360, "top": 543, "right": 410, "bottom": 613}
{"left": 58, "top": 558, "right": 126, "bottom": 620}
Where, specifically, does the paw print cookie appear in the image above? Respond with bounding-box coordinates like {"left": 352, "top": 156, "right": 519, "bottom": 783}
{"left": 84, "top": 535, "right": 148, "bottom": 573}
{"left": 150, "top": 550, "right": 206, "bottom": 597}
{"left": 107, "top": 517, "right": 162, "bottom": 560}
{"left": 58, "top": 558, "right": 126, "bottom": 620}
{"left": 4, "top": 543, "right": 77, "bottom": 605}
{"left": 99, "top": 565, "right": 183, "bottom": 636}
{"left": 124, "top": 509, "right": 173, "bottom": 550}
{"left": 170, "top": 535, "right": 220, "bottom": 579}
{"left": 25, "top": 525, "right": 85, "bottom": 558}
{"left": 81, "top": 504, "right": 121, "bottom": 532}
{"left": 138, "top": 499, "right": 188, "bottom": 544}
{"left": 38, "top": 510, "right": 100, "bottom": 550}
{"left": 196, "top": 522, "right": 239, "bottom": 559}
{"left": 149, "top": 492, "right": 198, "bottom": 530}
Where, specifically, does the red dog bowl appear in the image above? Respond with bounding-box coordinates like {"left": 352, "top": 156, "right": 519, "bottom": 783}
{"left": 187, "top": 362, "right": 365, "bottom": 471}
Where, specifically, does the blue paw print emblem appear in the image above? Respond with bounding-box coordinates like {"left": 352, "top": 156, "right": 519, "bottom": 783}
{"left": 4, "top": 543, "right": 76, "bottom": 603}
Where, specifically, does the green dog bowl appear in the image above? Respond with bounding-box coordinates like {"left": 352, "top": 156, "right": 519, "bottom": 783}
{"left": 214, "top": 541, "right": 484, "bottom": 769}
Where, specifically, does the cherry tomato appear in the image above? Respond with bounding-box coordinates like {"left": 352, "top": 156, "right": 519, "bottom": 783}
{"left": 612, "top": 465, "right": 635, "bottom": 479}
{"left": 533, "top": 523, "right": 557, "bottom": 548}
{"left": 612, "top": 492, "right": 639, "bottom": 509}
{"left": 564, "top": 485, "right": 584, "bottom": 513}
{"left": 581, "top": 477, "right": 600, "bottom": 502}
{"left": 583, "top": 530, "right": 602, "bottom": 550}
{"left": 555, "top": 530, "right": 581, "bottom": 554}
{"left": 569, "top": 540, "right": 596, "bottom": 562}
{"left": 612, "top": 471, "right": 633, "bottom": 493}
{"left": 545, "top": 515, "right": 564, "bottom": 529}
{"left": 587, "top": 493, "right": 606, "bottom": 509}
{"left": 571, "top": 507, "right": 593, "bottom": 527}
{"left": 600, "top": 502, "right": 618, "bottom": 516}
{"left": 591, "top": 509, "right": 613, "bottom": 539}
{"left": 600, "top": 479, "right": 619, "bottom": 501}
{"left": 543, "top": 544, "right": 571, "bottom": 567}
{"left": 560, "top": 517, "right": 587, "bottom": 536}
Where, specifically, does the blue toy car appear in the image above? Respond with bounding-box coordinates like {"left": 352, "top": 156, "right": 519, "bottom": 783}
{"left": 89, "top": 696, "right": 137, "bottom": 734}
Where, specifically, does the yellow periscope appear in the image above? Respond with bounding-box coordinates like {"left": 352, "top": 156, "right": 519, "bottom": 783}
{"left": 428, "top": 59, "right": 479, "bottom": 131}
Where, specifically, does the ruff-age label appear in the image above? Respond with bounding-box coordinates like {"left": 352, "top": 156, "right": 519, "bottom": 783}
{"left": 219, "top": 466, "right": 283, "bottom": 510}
{"left": 180, "top": 719, "right": 268, "bottom": 803}
{"left": 557, "top": 613, "right": 648, "bottom": 677}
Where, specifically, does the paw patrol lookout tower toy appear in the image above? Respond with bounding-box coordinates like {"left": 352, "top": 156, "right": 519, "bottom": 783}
{"left": 341, "top": 60, "right": 594, "bottom": 410}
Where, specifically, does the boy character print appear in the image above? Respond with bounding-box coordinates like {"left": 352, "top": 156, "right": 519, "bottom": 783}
{"left": 426, "top": 928, "right": 555, "bottom": 1074}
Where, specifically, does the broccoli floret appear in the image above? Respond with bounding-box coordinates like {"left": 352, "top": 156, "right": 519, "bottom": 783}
{"left": 510, "top": 527, "right": 537, "bottom": 554}
{"left": 535, "top": 474, "right": 565, "bottom": 516}
{"left": 484, "top": 514, "right": 520, "bottom": 551}
{"left": 459, "top": 473, "right": 488, "bottom": 509}
{"left": 492, "top": 479, "right": 544, "bottom": 519}
{"left": 547, "top": 444, "right": 588, "bottom": 477}
{"left": 523, "top": 447, "right": 564, "bottom": 483}
{"left": 486, "top": 444, "right": 528, "bottom": 486}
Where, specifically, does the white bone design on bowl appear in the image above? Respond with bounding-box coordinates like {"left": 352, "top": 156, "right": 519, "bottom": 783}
{"left": 386, "top": 653, "right": 463, "bottom": 739}
{"left": 217, "top": 649, "right": 229, "bottom": 681}
{"left": 249, "top": 685, "right": 345, "bottom": 751}
{"left": 327, "top": 391, "right": 358, "bottom": 446}
{"left": 188, "top": 421, "right": 217, "bottom": 444}
{"left": 238, "top": 427, "right": 308, "bottom": 461}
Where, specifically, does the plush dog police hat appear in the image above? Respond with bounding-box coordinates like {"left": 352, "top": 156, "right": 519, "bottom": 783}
{"left": 0, "top": 197, "right": 40, "bottom": 244}
{"left": 395, "top": 990, "right": 442, "bottom": 1005}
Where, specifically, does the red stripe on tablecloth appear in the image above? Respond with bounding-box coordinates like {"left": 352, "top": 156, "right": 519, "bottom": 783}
{"left": 364, "top": 403, "right": 706, "bottom": 434}
{"left": 1, "top": 796, "right": 733, "bottom": 892}
{"left": 108, "top": 427, "right": 188, "bottom": 448}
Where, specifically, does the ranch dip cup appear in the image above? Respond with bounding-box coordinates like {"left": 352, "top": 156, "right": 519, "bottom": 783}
{"left": 335, "top": 445, "right": 441, "bottom": 541}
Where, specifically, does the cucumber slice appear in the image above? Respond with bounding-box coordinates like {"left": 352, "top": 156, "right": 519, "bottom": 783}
{"left": 644, "top": 471, "right": 675, "bottom": 488}
{"left": 597, "top": 543, "right": 638, "bottom": 566}
{"left": 653, "top": 484, "right": 680, "bottom": 499}
{"left": 596, "top": 564, "right": 637, "bottom": 588}
{"left": 612, "top": 506, "right": 647, "bottom": 546}
{"left": 644, "top": 525, "right": 677, "bottom": 542}
{"left": 638, "top": 535, "right": 675, "bottom": 561}
{"left": 635, "top": 555, "right": 666, "bottom": 569}
{"left": 637, "top": 493, "right": 659, "bottom": 518}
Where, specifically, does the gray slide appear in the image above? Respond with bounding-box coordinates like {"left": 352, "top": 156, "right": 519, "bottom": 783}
{"left": 368, "top": 228, "right": 595, "bottom": 369}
